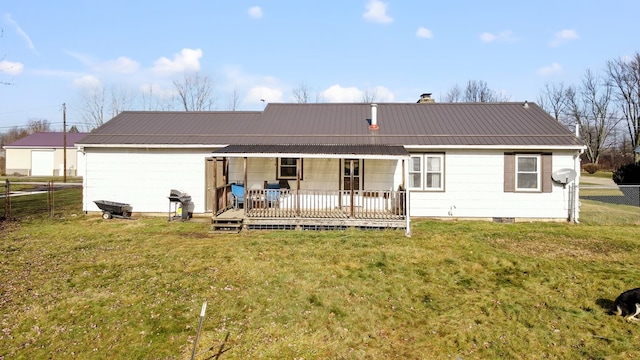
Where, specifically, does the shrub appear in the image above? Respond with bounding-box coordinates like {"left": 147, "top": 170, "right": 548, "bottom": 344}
{"left": 612, "top": 162, "right": 640, "bottom": 185}
{"left": 582, "top": 163, "right": 600, "bottom": 174}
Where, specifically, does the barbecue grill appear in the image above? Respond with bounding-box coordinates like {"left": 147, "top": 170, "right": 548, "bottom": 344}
{"left": 168, "top": 189, "right": 193, "bottom": 221}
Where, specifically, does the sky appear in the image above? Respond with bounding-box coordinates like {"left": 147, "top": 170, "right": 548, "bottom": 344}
{"left": 1, "top": 0, "right": 639, "bottom": 131}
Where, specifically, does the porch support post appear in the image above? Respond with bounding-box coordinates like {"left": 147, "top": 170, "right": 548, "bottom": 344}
{"left": 243, "top": 157, "right": 248, "bottom": 215}
{"left": 296, "top": 158, "right": 301, "bottom": 216}
{"left": 212, "top": 158, "right": 218, "bottom": 215}
{"left": 223, "top": 158, "right": 228, "bottom": 209}
{"left": 403, "top": 157, "right": 411, "bottom": 237}
{"left": 349, "top": 159, "right": 355, "bottom": 218}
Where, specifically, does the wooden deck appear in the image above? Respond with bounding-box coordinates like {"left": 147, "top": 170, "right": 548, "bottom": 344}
{"left": 211, "top": 189, "right": 407, "bottom": 231}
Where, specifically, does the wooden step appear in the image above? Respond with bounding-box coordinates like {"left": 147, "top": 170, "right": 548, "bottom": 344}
{"left": 210, "top": 218, "right": 243, "bottom": 233}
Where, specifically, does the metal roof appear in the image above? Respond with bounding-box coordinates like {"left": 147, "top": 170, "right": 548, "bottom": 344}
{"left": 77, "top": 103, "right": 585, "bottom": 149}
{"left": 4, "top": 132, "right": 89, "bottom": 148}
{"left": 213, "top": 144, "right": 410, "bottom": 159}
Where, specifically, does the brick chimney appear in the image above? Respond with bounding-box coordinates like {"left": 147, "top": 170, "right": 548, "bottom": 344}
{"left": 417, "top": 93, "right": 435, "bottom": 103}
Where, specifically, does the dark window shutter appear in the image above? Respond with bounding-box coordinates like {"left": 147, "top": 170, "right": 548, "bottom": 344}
{"left": 504, "top": 153, "right": 515, "bottom": 192}
{"left": 542, "top": 153, "right": 552, "bottom": 193}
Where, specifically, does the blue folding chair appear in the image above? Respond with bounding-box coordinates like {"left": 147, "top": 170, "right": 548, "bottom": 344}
{"left": 231, "top": 184, "right": 244, "bottom": 209}
{"left": 265, "top": 183, "right": 281, "bottom": 208}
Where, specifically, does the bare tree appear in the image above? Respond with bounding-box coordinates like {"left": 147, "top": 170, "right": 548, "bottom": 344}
{"left": 227, "top": 87, "right": 241, "bottom": 111}
{"left": 443, "top": 84, "right": 463, "bottom": 102}
{"left": 444, "top": 80, "right": 511, "bottom": 102}
{"left": 109, "top": 85, "right": 137, "bottom": 118}
{"left": 26, "top": 119, "right": 51, "bottom": 133}
{"left": 606, "top": 52, "right": 640, "bottom": 162}
{"left": 292, "top": 82, "right": 311, "bottom": 103}
{"left": 537, "top": 82, "right": 568, "bottom": 124}
{"left": 292, "top": 82, "right": 324, "bottom": 103}
{"left": 565, "top": 70, "right": 618, "bottom": 164}
{"left": 80, "top": 86, "right": 106, "bottom": 129}
{"left": 172, "top": 72, "right": 216, "bottom": 111}
{"left": 79, "top": 84, "right": 137, "bottom": 130}
{"left": 361, "top": 87, "right": 378, "bottom": 103}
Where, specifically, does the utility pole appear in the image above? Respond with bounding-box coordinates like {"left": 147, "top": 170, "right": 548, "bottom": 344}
{"left": 63, "top": 103, "right": 67, "bottom": 183}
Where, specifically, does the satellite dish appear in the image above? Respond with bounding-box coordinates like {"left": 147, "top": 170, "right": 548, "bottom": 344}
{"left": 552, "top": 168, "right": 577, "bottom": 185}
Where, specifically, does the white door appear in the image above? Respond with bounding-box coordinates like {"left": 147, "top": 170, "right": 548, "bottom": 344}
{"left": 31, "top": 150, "right": 54, "bottom": 176}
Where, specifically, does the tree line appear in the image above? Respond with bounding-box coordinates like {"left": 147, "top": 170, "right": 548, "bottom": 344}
{"left": 537, "top": 52, "right": 640, "bottom": 165}
{"left": 3, "top": 50, "right": 639, "bottom": 166}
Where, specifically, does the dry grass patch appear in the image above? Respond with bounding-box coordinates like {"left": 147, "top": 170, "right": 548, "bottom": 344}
{"left": 1, "top": 198, "right": 639, "bottom": 359}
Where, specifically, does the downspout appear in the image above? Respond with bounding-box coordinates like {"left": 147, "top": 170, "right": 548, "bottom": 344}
{"left": 572, "top": 149, "right": 584, "bottom": 223}
{"left": 573, "top": 122, "right": 585, "bottom": 223}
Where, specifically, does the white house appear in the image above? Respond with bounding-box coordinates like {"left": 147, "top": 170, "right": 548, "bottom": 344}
{"left": 76, "top": 101, "right": 585, "bottom": 234}
{"left": 4, "top": 132, "right": 88, "bottom": 176}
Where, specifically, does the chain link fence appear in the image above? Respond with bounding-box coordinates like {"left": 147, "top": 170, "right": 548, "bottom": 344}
{"left": 580, "top": 184, "right": 640, "bottom": 207}
{"left": 1, "top": 180, "right": 83, "bottom": 220}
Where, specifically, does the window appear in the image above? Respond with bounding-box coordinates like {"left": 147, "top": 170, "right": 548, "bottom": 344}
{"left": 278, "top": 158, "right": 302, "bottom": 179}
{"left": 343, "top": 159, "right": 361, "bottom": 190}
{"left": 408, "top": 156, "right": 422, "bottom": 189}
{"left": 515, "top": 154, "right": 540, "bottom": 191}
{"left": 409, "top": 154, "right": 444, "bottom": 191}
{"left": 426, "top": 155, "right": 443, "bottom": 189}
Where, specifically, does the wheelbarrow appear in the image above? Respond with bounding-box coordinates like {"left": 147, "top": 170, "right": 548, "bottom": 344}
{"left": 94, "top": 200, "right": 134, "bottom": 219}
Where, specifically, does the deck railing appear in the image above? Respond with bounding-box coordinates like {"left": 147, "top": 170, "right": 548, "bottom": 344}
{"left": 242, "top": 189, "right": 406, "bottom": 220}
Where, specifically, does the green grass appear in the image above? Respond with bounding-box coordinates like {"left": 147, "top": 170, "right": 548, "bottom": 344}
{"left": 1, "top": 189, "right": 639, "bottom": 359}
{"left": 581, "top": 171, "right": 614, "bottom": 180}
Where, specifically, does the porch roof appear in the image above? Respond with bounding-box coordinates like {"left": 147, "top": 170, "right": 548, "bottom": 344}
{"left": 212, "top": 144, "right": 410, "bottom": 160}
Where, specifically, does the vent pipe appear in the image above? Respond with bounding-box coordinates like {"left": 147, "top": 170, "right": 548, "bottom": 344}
{"left": 369, "top": 103, "right": 379, "bottom": 130}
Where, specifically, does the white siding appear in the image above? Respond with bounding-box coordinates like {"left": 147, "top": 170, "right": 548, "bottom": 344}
{"left": 82, "top": 148, "right": 212, "bottom": 214}
{"left": 408, "top": 149, "right": 578, "bottom": 219}
{"left": 228, "top": 158, "right": 401, "bottom": 191}
{"left": 82, "top": 147, "right": 579, "bottom": 220}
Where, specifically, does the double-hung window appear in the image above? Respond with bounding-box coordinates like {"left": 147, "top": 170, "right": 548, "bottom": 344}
{"left": 409, "top": 154, "right": 444, "bottom": 191}
{"left": 278, "top": 158, "right": 302, "bottom": 180}
{"left": 515, "top": 154, "right": 540, "bottom": 191}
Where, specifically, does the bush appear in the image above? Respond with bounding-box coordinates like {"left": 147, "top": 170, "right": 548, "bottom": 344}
{"left": 612, "top": 162, "right": 640, "bottom": 185}
{"left": 582, "top": 163, "right": 600, "bottom": 174}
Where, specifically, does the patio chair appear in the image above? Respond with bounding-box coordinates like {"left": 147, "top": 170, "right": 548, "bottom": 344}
{"left": 231, "top": 184, "right": 244, "bottom": 209}
{"left": 264, "top": 182, "right": 281, "bottom": 208}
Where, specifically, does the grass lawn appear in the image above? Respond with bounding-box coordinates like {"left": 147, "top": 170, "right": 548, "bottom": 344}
{"left": 1, "top": 189, "right": 639, "bottom": 359}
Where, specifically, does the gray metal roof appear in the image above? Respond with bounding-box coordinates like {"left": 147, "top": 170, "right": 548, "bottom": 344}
{"left": 213, "top": 144, "right": 410, "bottom": 159}
{"left": 77, "top": 103, "right": 585, "bottom": 149}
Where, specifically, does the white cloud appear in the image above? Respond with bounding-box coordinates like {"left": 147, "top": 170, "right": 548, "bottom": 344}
{"left": 246, "top": 86, "right": 283, "bottom": 104}
{"left": 94, "top": 56, "right": 140, "bottom": 74}
{"left": 72, "top": 75, "right": 102, "bottom": 88}
{"left": 321, "top": 84, "right": 363, "bottom": 102}
{"left": 0, "top": 60, "right": 24, "bottom": 75}
{"left": 363, "top": 0, "right": 393, "bottom": 24}
{"left": 248, "top": 6, "right": 263, "bottom": 19}
{"left": 550, "top": 29, "right": 579, "bottom": 47}
{"left": 416, "top": 27, "right": 433, "bottom": 39}
{"left": 480, "top": 30, "right": 517, "bottom": 43}
{"left": 4, "top": 13, "right": 39, "bottom": 55}
{"left": 372, "top": 86, "right": 394, "bottom": 101}
{"left": 537, "top": 62, "right": 564, "bottom": 76}
{"left": 152, "top": 48, "right": 203, "bottom": 76}
{"left": 320, "top": 84, "right": 395, "bottom": 102}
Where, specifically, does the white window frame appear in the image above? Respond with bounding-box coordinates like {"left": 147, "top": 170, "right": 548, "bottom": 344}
{"left": 408, "top": 155, "right": 423, "bottom": 190}
{"left": 277, "top": 158, "right": 302, "bottom": 180}
{"left": 515, "top": 154, "right": 540, "bottom": 191}
{"left": 408, "top": 154, "right": 444, "bottom": 191}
